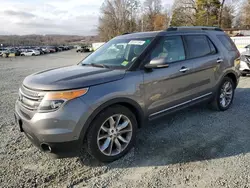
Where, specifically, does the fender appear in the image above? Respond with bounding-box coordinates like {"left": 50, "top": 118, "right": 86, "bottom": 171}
{"left": 221, "top": 69, "right": 240, "bottom": 87}
{"left": 79, "top": 97, "right": 145, "bottom": 142}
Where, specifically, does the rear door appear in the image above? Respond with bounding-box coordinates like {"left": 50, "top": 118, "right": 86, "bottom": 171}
{"left": 183, "top": 35, "right": 222, "bottom": 96}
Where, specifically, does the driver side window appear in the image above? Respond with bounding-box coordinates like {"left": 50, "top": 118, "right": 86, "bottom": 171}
{"left": 150, "top": 36, "right": 186, "bottom": 63}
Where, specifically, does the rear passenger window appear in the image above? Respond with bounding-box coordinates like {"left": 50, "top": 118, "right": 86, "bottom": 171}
{"left": 185, "top": 35, "right": 215, "bottom": 59}
{"left": 217, "top": 35, "right": 237, "bottom": 51}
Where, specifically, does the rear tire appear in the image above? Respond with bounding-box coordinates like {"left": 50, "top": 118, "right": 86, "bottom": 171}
{"left": 86, "top": 105, "right": 137, "bottom": 162}
{"left": 241, "top": 73, "right": 247, "bottom": 77}
{"left": 209, "top": 77, "right": 235, "bottom": 111}
{"left": 32, "top": 53, "right": 35, "bottom": 56}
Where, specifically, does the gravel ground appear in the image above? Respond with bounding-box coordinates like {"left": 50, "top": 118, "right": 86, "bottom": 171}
{"left": 1, "top": 50, "right": 250, "bottom": 188}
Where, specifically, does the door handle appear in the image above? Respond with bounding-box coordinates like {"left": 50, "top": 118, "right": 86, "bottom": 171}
{"left": 179, "top": 67, "right": 190, "bottom": 72}
{"left": 217, "top": 58, "right": 223, "bottom": 63}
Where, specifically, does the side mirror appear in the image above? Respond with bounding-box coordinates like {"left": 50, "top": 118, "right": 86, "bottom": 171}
{"left": 144, "top": 58, "right": 169, "bottom": 69}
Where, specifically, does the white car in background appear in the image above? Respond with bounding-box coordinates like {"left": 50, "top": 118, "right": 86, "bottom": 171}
{"left": 20, "top": 49, "right": 40, "bottom": 56}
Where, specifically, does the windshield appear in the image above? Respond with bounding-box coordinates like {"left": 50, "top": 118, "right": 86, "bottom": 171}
{"left": 81, "top": 37, "right": 153, "bottom": 69}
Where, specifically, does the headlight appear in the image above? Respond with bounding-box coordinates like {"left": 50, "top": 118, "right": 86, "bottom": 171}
{"left": 38, "top": 88, "right": 88, "bottom": 112}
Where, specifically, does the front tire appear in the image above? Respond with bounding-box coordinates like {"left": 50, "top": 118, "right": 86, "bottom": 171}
{"left": 210, "top": 77, "right": 235, "bottom": 111}
{"left": 86, "top": 105, "right": 137, "bottom": 162}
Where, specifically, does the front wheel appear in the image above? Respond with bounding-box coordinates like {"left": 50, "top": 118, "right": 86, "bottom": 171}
{"left": 209, "top": 77, "right": 235, "bottom": 111}
{"left": 86, "top": 105, "right": 137, "bottom": 162}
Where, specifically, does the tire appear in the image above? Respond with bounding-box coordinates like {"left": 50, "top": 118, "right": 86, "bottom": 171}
{"left": 86, "top": 105, "right": 137, "bottom": 162}
{"left": 32, "top": 53, "right": 35, "bottom": 56}
{"left": 209, "top": 77, "right": 235, "bottom": 111}
{"left": 241, "top": 73, "right": 247, "bottom": 77}
{"left": 21, "top": 54, "right": 24, "bottom": 56}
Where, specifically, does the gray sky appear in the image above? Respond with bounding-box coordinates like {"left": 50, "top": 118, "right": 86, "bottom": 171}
{"left": 0, "top": 0, "right": 174, "bottom": 36}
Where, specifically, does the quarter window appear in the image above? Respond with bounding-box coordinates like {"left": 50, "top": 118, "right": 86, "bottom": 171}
{"left": 149, "top": 36, "right": 186, "bottom": 63}
{"left": 217, "top": 35, "right": 237, "bottom": 51}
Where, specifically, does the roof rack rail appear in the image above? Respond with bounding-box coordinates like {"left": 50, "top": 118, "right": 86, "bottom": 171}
{"left": 166, "top": 26, "right": 223, "bottom": 32}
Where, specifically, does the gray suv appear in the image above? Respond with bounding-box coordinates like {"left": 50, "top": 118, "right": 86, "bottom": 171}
{"left": 15, "top": 27, "right": 241, "bottom": 162}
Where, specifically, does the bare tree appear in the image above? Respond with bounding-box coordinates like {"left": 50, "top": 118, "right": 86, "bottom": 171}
{"left": 240, "top": 0, "right": 250, "bottom": 29}
{"left": 221, "top": 4, "right": 234, "bottom": 28}
{"left": 218, "top": 0, "right": 226, "bottom": 27}
{"left": 140, "top": 0, "right": 170, "bottom": 31}
{"left": 170, "top": 0, "right": 196, "bottom": 26}
{"left": 98, "top": 0, "right": 140, "bottom": 41}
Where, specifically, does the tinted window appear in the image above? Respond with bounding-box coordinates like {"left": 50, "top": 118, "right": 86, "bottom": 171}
{"left": 217, "top": 35, "right": 237, "bottom": 51}
{"left": 185, "top": 35, "right": 212, "bottom": 59}
{"left": 208, "top": 39, "right": 217, "bottom": 54}
{"left": 149, "top": 36, "right": 185, "bottom": 63}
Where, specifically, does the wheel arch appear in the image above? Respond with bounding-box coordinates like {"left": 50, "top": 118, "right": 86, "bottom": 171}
{"left": 224, "top": 71, "right": 238, "bottom": 88}
{"left": 79, "top": 98, "right": 145, "bottom": 142}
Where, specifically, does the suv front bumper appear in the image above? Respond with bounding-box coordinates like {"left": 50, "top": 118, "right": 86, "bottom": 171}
{"left": 14, "top": 97, "right": 91, "bottom": 158}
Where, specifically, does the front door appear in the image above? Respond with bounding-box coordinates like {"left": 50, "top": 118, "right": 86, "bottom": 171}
{"left": 143, "top": 35, "right": 196, "bottom": 118}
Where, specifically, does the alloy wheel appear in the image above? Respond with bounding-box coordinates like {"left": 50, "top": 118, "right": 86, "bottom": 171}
{"left": 219, "top": 81, "right": 233, "bottom": 108}
{"left": 97, "top": 114, "right": 133, "bottom": 156}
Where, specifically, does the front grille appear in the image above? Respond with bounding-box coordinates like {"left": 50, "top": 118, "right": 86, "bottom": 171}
{"left": 19, "top": 85, "right": 46, "bottom": 111}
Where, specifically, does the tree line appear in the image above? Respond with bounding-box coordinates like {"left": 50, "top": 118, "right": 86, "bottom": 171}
{"left": 98, "top": 0, "right": 250, "bottom": 41}
{"left": 0, "top": 35, "right": 99, "bottom": 46}
{"left": 98, "top": 0, "right": 170, "bottom": 41}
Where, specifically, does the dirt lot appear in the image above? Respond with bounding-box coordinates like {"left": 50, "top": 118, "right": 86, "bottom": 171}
{"left": 1, "top": 50, "right": 250, "bottom": 188}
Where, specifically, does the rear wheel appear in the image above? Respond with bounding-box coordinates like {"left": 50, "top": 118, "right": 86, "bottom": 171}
{"left": 32, "top": 53, "right": 35, "bottom": 56}
{"left": 209, "top": 77, "right": 235, "bottom": 111}
{"left": 241, "top": 73, "right": 247, "bottom": 77}
{"left": 86, "top": 105, "right": 137, "bottom": 162}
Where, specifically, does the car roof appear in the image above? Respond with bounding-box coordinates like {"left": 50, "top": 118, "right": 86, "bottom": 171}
{"left": 115, "top": 27, "right": 224, "bottom": 39}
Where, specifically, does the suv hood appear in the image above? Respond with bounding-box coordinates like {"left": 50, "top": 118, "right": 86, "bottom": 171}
{"left": 23, "top": 65, "right": 126, "bottom": 91}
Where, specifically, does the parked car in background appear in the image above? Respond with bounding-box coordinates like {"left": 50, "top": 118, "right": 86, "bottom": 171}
{"left": 12, "top": 49, "right": 21, "bottom": 56}
{"left": 59, "top": 46, "right": 65, "bottom": 51}
{"left": 20, "top": 49, "right": 40, "bottom": 56}
{"left": 58, "top": 46, "right": 65, "bottom": 51}
{"left": 46, "top": 47, "right": 56, "bottom": 53}
{"left": 15, "top": 27, "right": 240, "bottom": 162}
{"left": 57, "top": 47, "right": 63, "bottom": 52}
{"left": 240, "top": 51, "right": 250, "bottom": 76}
{"left": 34, "top": 47, "right": 45, "bottom": 55}
{"left": 6, "top": 49, "right": 21, "bottom": 56}
{"left": 41, "top": 47, "right": 50, "bottom": 54}
{"left": 61, "top": 46, "right": 70, "bottom": 50}
{"left": 76, "top": 45, "right": 93, "bottom": 53}
{"left": 0, "top": 48, "right": 8, "bottom": 56}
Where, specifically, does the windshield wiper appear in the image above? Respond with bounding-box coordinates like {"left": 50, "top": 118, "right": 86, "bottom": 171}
{"left": 90, "top": 63, "right": 110, "bottom": 68}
